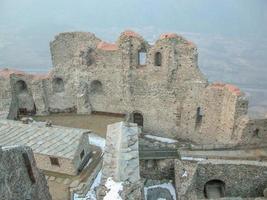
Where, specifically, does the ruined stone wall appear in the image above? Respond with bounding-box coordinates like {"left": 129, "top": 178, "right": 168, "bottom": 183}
{"left": 49, "top": 31, "right": 210, "bottom": 139}
{"left": 176, "top": 81, "right": 249, "bottom": 144}
{"left": 233, "top": 116, "right": 267, "bottom": 145}
{"left": 140, "top": 159, "right": 175, "bottom": 180}
{"left": 0, "top": 75, "right": 12, "bottom": 117}
{"left": 175, "top": 159, "right": 267, "bottom": 199}
{"left": 1, "top": 31, "right": 267, "bottom": 145}
{"left": 0, "top": 146, "right": 51, "bottom": 200}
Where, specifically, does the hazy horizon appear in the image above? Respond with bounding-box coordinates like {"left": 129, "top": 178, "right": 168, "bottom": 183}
{"left": 1, "top": 0, "right": 267, "bottom": 116}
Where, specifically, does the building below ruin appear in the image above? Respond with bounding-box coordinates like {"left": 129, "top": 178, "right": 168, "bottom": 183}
{"left": 0, "top": 119, "right": 102, "bottom": 200}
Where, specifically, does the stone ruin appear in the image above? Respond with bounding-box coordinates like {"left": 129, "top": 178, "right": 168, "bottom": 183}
{"left": 0, "top": 30, "right": 266, "bottom": 147}
{"left": 0, "top": 145, "right": 51, "bottom": 200}
{"left": 0, "top": 30, "right": 267, "bottom": 199}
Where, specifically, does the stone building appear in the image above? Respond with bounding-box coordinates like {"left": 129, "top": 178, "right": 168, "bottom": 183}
{"left": 0, "top": 145, "right": 52, "bottom": 200}
{"left": 0, "top": 30, "right": 266, "bottom": 146}
{"left": 0, "top": 119, "right": 97, "bottom": 200}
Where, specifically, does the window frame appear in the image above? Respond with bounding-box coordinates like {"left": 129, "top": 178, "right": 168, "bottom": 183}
{"left": 138, "top": 50, "right": 147, "bottom": 66}
{"left": 49, "top": 157, "right": 60, "bottom": 167}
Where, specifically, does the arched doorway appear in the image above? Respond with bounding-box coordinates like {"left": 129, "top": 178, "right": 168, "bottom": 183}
{"left": 133, "top": 112, "right": 143, "bottom": 127}
{"left": 52, "top": 77, "right": 65, "bottom": 93}
{"left": 15, "top": 80, "right": 36, "bottom": 116}
{"left": 204, "top": 179, "right": 225, "bottom": 199}
{"left": 90, "top": 80, "right": 103, "bottom": 94}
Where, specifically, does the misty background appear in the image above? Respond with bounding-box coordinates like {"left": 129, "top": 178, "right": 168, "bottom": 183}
{"left": 0, "top": 0, "right": 267, "bottom": 117}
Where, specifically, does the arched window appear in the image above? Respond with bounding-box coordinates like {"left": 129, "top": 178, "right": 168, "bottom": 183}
{"left": 15, "top": 80, "right": 28, "bottom": 94}
{"left": 133, "top": 112, "right": 143, "bottom": 127}
{"left": 154, "top": 52, "right": 162, "bottom": 66}
{"left": 204, "top": 180, "right": 225, "bottom": 199}
{"left": 90, "top": 80, "right": 103, "bottom": 94}
{"left": 52, "top": 77, "right": 64, "bottom": 93}
{"left": 138, "top": 50, "right": 147, "bottom": 65}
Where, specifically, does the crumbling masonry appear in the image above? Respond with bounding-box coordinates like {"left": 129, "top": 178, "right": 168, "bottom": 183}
{"left": 0, "top": 30, "right": 266, "bottom": 146}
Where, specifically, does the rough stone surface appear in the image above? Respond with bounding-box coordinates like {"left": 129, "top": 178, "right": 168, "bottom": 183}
{"left": 0, "top": 145, "right": 52, "bottom": 200}
{"left": 97, "top": 121, "right": 142, "bottom": 200}
{"left": 175, "top": 158, "right": 267, "bottom": 200}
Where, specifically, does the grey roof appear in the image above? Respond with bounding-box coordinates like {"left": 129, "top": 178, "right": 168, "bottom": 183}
{"left": 0, "top": 120, "right": 90, "bottom": 159}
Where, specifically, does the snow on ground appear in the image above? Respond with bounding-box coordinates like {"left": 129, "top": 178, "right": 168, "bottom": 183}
{"left": 0, "top": 112, "right": 8, "bottom": 119}
{"left": 144, "top": 182, "right": 177, "bottom": 200}
{"left": 181, "top": 156, "right": 205, "bottom": 162}
{"left": 73, "top": 170, "right": 102, "bottom": 200}
{"left": 103, "top": 177, "right": 123, "bottom": 200}
{"left": 88, "top": 133, "right": 106, "bottom": 151}
{"left": 144, "top": 135, "right": 178, "bottom": 144}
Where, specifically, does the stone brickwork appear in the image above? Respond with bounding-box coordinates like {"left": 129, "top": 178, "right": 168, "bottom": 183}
{"left": 175, "top": 158, "right": 267, "bottom": 200}
{"left": 97, "top": 121, "right": 142, "bottom": 200}
{"left": 0, "top": 145, "right": 52, "bottom": 200}
{"left": 0, "top": 30, "right": 266, "bottom": 145}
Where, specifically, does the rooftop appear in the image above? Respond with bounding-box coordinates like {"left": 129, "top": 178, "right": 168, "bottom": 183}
{"left": 0, "top": 120, "right": 90, "bottom": 159}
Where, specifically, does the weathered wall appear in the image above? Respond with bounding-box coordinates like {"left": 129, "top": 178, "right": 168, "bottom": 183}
{"left": 97, "top": 121, "right": 142, "bottom": 200}
{"left": 47, "top": 180, "right": 70, "bottom": 200}
{"left": 140, "top": 159, "right": 175, "bottom": 180}
{"left": 234, "top": 116, "right": 267, "bottom": 145}
{"left": 1, "top": 31, "right": 266, "bottom": 145}
{"left": 0, "top": 146, "right": 52, "bottom": 200}
{"left": 35, "top": 153, "right": 77, "bottom": 175}
{"left": 0, "top": 74, "right": 12, "bottom": 117}
{"left": 180, "top": 83, "right": 248, "bottom": 144}
{"left": 175, "top": 159, "right": 267, "bottom": 199}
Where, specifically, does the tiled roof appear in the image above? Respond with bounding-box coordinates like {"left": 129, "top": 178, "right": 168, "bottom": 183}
{"left": 0, "top": 120, "right": 90, "bottom": 159}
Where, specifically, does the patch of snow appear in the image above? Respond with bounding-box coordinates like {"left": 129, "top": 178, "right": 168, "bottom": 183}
{"left": 144, "top": 135, "right": 178, "bottom": 144}
{"left": 181, "top": 169, "right": 188, "bottom": 177}
{"left": 103, "top": 177, "right": 123, "bottom": 200}
{"left": 73, "top": 170, "right": 102, "bottom": 200}
{"left": 144, "top": 182, "right": 177, "bottom": 200}
{"left": 88, "top": 133, "right": 106, "bottom": 151}
{"left": 0, "top": 111, "right": 8, "bottom": 119}
{"left": 181, "top": 156, "right": 205, "bottom": 161}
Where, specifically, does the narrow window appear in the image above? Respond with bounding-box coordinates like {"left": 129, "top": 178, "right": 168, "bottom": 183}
{"left": 133, "top": 112, "right": 143, "bottom": 127}
{"left": 52, "top": 77, "right": 64, "bottom": 93}
{"left": 253, "top": 128, "right": 260, "bottom": 137}
{"left": 50, "top": 157, "right": 60, "bottom": 166}
{"left": 138, "top": 51, "right": 146, "bottom": 65}
{"left": 154, "top": 52, "right": 162, "bottom": 66}
{"left": 195, "top": 107, "right": 203, "bottom": 130}
{"left": 80, "top": 150, "right": 85, "bottom": 160}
